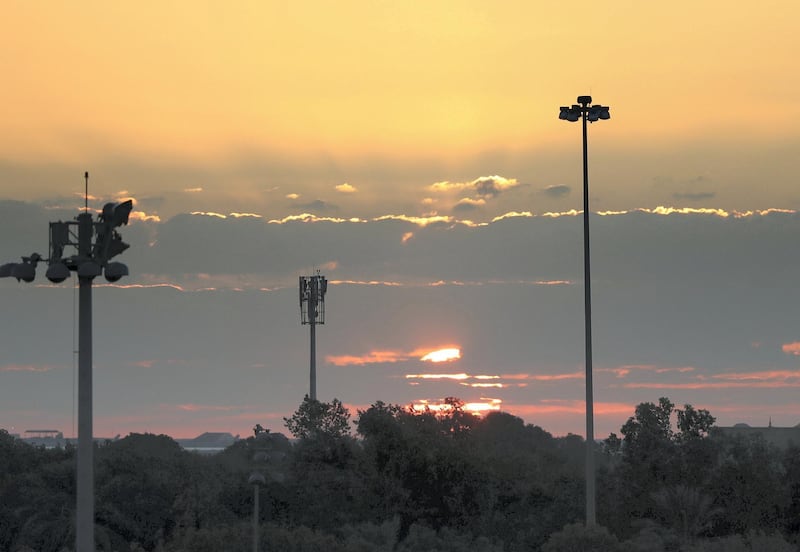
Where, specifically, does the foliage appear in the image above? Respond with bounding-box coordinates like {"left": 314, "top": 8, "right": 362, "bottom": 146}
{"left": 650, "top": 484, "right": 719, "bottom": 544}
{"left": 3, "top": 397, "right": 800, "bottom": 551}
{"left": 542, "top": 522, "right": 623, "bottom": 552}
{"left": 284, "top": 395, "right": 352, "bottom": 440}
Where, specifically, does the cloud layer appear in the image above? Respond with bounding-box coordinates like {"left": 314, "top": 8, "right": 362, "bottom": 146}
{"left": 1, "top": 201, "right": 799, "bottom": 438}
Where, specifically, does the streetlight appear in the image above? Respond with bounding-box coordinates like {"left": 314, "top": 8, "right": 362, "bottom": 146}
{"left": 559, "top": 96, "right": 610, "bottom": 527}
{"left": 0, "top": 173, "right": 133, "bottom": 551}
{"left": 248, "top": 469, "right": 266, "bottom": 552}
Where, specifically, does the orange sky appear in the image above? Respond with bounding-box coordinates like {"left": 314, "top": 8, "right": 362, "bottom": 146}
{"left": 2, "top": 2, "right": 799, "bottom": 163}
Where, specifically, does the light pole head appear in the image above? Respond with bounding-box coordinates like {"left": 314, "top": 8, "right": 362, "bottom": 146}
{"left": 46, "top": 262, "right": 71, "bottom": 284}
{"left": 559, "top": 106, "right": 581, "bottom": 122}
{"left": 248, "top": 471, "right": 266, "bottom": 486}
{"left": 12, "top": 262, "right": 36, "bottom": 283}
{"left": 0, "top": 262, "right": 18, "bottom": 278}
{"left": 104, "top": 262, "right": 129, "bottom": 283}
{"left": 587, "top": 105, "right": 611, "bottom": 123}
{"left": 4, "top": 254, "right": 42, "bottom": 283}
{"left": 77, "top": 261, "right": 102, "bottom": 279}
{"left": 577, "top": 95, "right": 592, "bottom": 105}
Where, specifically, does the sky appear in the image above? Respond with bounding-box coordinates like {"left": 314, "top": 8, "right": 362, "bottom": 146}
{"left": 1, "top": 2, "right": 800, "bottom": 439}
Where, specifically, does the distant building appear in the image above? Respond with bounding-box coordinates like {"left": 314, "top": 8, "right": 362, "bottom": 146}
{"left": 175, "top": 432, "right": 239, "bottom": 454}
{"left": 22, "top": 429, "right": 65, "bottom": 449}
{"left": 715, "top": 422, "right": 800, "bottom": 449}
{"left": 19, "top": 429, "right": 119, "bottom": 449}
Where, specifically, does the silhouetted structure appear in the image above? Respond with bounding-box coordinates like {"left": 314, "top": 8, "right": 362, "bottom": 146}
{"left": 558, "top": 96, "right": 611, "bottom": 527}
{"left": 299, "top": 272, "right": 327, "bottom": 400}
{"left": 175, "top": 432, "right": 239, "bottom": 454}
{"left": 716, "top": 422, "right": 800, "bottom": 449}
{"left": 0, "top": 172, "right": 133, "bottom": 552}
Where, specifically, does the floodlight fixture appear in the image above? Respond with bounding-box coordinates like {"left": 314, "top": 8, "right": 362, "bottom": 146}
{"left": 46, "top": 262, "right": 71, "bottom": 284}
{"left": 5, "top": 254, "right": 42, "bottom": 283}
{"left": 49, "top": 222, "right": 71, "bottom": 263}
{"left": 248, "top": 471, "right": 266, "bottom": 485}
{"left": 558, "top": 95, "right": 611, "bottom": 528}
{"left": 104, "top": 262, "right": 129, "bottom": 283}
{"left": 0, "top": 263, "right": 16, "bottom": 278}
{"left": 77, "top": 261, "right": 102, "bottom": 279}
{"left": 12, "top": 262, "right": 36, "bottom": 283}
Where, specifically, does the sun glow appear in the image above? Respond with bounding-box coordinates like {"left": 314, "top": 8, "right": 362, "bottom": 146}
{"left": 420, "top": 348, "right": 461, "bottom": 363}
{"left": 411, "top": 398, "right": 502, "bottom": 417}
{"left": 406, "top": 373, "right": 470, "bottom": 380}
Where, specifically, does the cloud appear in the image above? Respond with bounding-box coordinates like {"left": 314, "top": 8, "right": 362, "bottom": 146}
{"left": 543, "top": 184, "right": 571, "bottom": 198}
{"left": 473, "top": 176, "right": 519, "bottom": 198}
{"left": 335, "top": 183, "right": 357, "bottom": 193}
{"left": 190, "top": 211, "right": 227, "bottom": 218}
{"left": 129, "top": 211, "right": 161, "bottom": 223}
{"left": 624, "top": 381, "right": 800, "bottom": 389}
{"left": 327, "top": 345, "right": 462, "bottom": 367}
{"left": 184, "top": 187, "right": 203, "bottom": 193}
{"left": 428, "top": 175, "right": 520, "bottom": 199}
{"left": 429, "top": 181, "right": 472, "bottom": 193}
{"left": 452, "top": 198, "right": 486, "bottom": 212}
{"left": 176, "top": 403, "right": 241, "bottom": 412}
{"left": 286, "top": 193, "right": 300, "bottom": 199}
{"left": 0, "top": 364, "right": 56, "bottom": 373}
{"left": 782, "top": 342, "right": 800, "bottom": 356}
{"left": 230, "top": 212, "right": 262, "bottom": 218}
{"left": 128, "top": 360, "right": 156, "bottom": 369}
{"left": 507, "top": 400, "right": 633, "bottom": 417}
{"left": 599, "top": 365, "right": 696, "bottom": 378}
{"left": 327, "top": 350, "right": 409, "bottom": 366}
{"left": 712, "top": 369, "right": 800, "bottom": 382}
{"left": 293, "top": 199, "right": 338, "bottom": 212}
{"left": 673, "top": 191, "right": 716, "bottom": 201}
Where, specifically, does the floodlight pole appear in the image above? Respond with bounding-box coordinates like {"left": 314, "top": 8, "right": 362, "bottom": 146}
{"left": 76, "top": 213, "right": 94, "bottom": 552}
{"left": 559, "top": 96, "right": 611, "bottom": 528}
{"left": 0, "top": 175, "right": 132, "bottom": 552}
{"left": 580, "top": 99, "right": 596, "bottom": 529}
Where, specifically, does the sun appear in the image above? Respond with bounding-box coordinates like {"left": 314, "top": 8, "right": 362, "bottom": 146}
{"left": 420, "top": 348, "right": 461, "bottom": 363}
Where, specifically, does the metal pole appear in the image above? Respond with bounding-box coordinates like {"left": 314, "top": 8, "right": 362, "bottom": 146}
{"left": 309, "top": 279, "right": 317, "bottom": 401}
{"left": 253, "top": 484, "right": 260, "bottom": 552}
{"left": 76, "top": 213, "right": 95, "bottom": 551}
{"left": 581, "top": 105, "right": 596, "bottom": 527}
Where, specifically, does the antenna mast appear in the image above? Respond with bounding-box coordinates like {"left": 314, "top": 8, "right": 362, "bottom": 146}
{"left": 299, "top": 271, "right": 328, "bottom": 401}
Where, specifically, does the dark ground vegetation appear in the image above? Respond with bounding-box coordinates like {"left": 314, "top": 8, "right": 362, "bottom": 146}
{"left": 2, "top": 396, "right": 799, "bottom": 551}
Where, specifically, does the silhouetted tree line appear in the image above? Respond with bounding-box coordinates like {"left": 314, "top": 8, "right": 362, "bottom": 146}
{"left": 2, "top": 396, "right": 799, "bottom": 551}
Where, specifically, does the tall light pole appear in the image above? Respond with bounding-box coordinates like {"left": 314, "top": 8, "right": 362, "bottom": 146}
{"left": 299, "top": 272, "right": 327, "bottom": 400}
{"left": 559, "top": 96, "right": 610, "bottom": 527}
{"left": 0, "top": 173, "right": 133, "bottom": 551}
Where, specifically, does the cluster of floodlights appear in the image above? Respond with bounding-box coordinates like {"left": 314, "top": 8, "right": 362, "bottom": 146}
{"left": 559, "top": 96, "right": 610, "bottom": 123}
{"left": 0, "top": 200, "right": 133, "bottom": 284}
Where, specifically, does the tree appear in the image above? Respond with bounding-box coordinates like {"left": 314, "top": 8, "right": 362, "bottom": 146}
{"left": 706, "top": 433, "right": 787, "bottom": 535}
{"left": 651, "top": 484, "right": 719, "bottom": 544}
{"left": 284, "top": 395, "right": 352, "bottom": 440}
{"left": 676, "top": 404, "right": 716, "bottom": 441}
{"left": 607, "top": 398, "right": 720, "bottom": 537}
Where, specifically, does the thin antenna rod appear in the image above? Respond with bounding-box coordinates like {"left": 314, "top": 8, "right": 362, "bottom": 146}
{"left": 84, "top": 172, "right": 89, "bottom": 212}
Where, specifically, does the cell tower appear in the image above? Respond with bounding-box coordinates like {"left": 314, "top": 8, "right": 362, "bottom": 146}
{"left": 299, "top": 272, "right": 327, "bottom": 400}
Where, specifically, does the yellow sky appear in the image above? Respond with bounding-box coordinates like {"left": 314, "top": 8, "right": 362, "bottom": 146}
{"left": 2, "top": 1, "right": 799, "bottom": 165}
